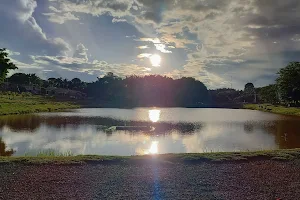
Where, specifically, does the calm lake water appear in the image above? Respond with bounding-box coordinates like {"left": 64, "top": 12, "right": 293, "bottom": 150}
{"left": 1, "top": 108, "right": 300, "bottom": 156}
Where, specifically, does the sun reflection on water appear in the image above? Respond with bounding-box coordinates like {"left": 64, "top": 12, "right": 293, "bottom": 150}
{"left": 149, "top": 109, "right": 161, "bottom": 122}
{"left": 148, "top": 141, "right": 159, "bottom": 154}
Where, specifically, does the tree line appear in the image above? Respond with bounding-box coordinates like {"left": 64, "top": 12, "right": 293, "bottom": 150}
{"left": 209, "top": 61, "right": 300, "bottom": 106}
{"left": 251, "top": 62, "right": 300, "bottom": 105}
{"left": 86, "top": 73, "right": 209, "bottom": 107}
{"left": 7, "top": 73, "right": 87, "bottom": 91}
{"left": 1, "top": 48, "right": 300, "bottom": 107}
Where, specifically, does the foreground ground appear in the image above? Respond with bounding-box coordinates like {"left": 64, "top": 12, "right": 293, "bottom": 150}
{"left": 0, "top": 93, "right": 78, "bottom": 115}
{"left": 1, "top": 150, "right": 300, "bottom": 199}
{"left": 1, "top": 159, "right": 300, "bottom": 199}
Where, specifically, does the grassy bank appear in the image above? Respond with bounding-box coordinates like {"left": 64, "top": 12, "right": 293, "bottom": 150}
{"left": 0, "top": 92, "right": 79, "bottom": 116}
{"left": 1, "top": 149, "right": 300, "bottom": 165}
{"left": 244, "top": 104, "right": 300, "bottom": 116}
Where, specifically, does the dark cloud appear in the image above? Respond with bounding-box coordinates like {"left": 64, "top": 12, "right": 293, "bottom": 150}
{"left": 141, "top": 11, "right": 162, "bottom": 24}
{"left": 135, "top": 0, "right": 172, "bottom": 23}
{"left": 33, "top": 56, "right": 88, "bottom": 70}
{"left": 100, "top": 0, "right": 130, "bottom": 11}
{"left": 134, "top": 0, "right": 231, "bottom": 24}
{"left": 235, "top": 0, "right": 300, "bottom": 42}
{"left": 177, "top": 0, "right": 231, "bottom": 12}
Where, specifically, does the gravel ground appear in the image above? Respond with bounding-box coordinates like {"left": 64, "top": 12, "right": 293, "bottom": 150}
{"left": 1, "top": 160, "right": 300, "bottom": 200}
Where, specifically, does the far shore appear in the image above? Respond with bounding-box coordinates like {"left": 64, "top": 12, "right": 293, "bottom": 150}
{"left": 244, "top": 104, "right": 300, "bottom": 117}
{"left": 2, "top": 92, "right": 300, "bottom": 119}
{"left": 0, "top": 93, "right": 79, "bottom": 116}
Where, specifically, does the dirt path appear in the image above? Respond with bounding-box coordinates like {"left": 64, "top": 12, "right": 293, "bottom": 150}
{"left": 1, "top": 160, "right": 300, "bottom": 200}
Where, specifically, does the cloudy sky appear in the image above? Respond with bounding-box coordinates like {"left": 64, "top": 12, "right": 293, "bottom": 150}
{"left": 1, "top": 0, "right": 300, "bottom": 89}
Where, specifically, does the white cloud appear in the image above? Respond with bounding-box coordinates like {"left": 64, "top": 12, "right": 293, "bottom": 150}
{"left": 137, "top": 38, "right": 161, "bottom": 43}
{"left": 7, "top": 49, "right": 20, "bottom": 56}
{"left": 137, "top": 45, "right": 149, "bottom": 49}
{"left": 73, "top": 43, "right": 89, "bottom": 61}
{"left": 29, "top": 52, "right": 151, "bottom": 80}
{"left": 43, "top": 12, "right": 80, "bottom": 24}
{"left": 291, "top": 34, "right": 300, "bottom": 42}
{"left": 0, "top": 0, "right": 70, "bottom": 56}
{"left": 47, "top": 0, "right": 133, "bottom": 21}
{"left": 136, "top": 38, "right": 173, "bottom": 53}
{"left": 137, "top": 53, "right": 152, "bottom": 58}
{"left": 154, "top": 43, "right": 172, "bottom": 53}
{"left": 112, "top": 18, "right": 127, "bottom": 23}
{"left": 126, "top": 35, "right": 136, "bottom": 38}
{"left": 132, "top": 5, "right": 138, "bottom": 10}
{"left": 4, "top": 0, "right": 300, "bottom": 88}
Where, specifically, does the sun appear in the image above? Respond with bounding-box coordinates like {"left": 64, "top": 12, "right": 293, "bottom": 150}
{"left": 149, "top": 54, "right": 161, "bottom": 67}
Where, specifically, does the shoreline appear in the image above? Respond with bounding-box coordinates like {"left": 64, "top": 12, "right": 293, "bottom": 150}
{"left": 244, "top": 104, "right": 300, "bottom": 117}
{"left": 1, "top": 149, "right": 300, "bottom": 165}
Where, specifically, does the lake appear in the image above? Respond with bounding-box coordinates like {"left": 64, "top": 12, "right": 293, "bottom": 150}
{"left": 1, "top": 108, "right": 300, "bottom": 156}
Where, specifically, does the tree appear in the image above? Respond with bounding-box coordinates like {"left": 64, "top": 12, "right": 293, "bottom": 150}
{"left": 210, "top": 88, "right": 243, "bottom": 104}
{"left": 276, "top": 62, "right": 300, "bottom": 103}
{"left": 8, "top": 73, "right": 42, "bottom": 86}
{"left": 8, "top": 73, "right": 29, "bottom": 84}
{"left": 71, "top": 78, "right": 81, "bottom": 87}
{"left": 48, "top": 78, "right": 62, "bottom": 88}
{"left": 48, "top": 78, "right": 56, "bottom": 87}
{"left": 62, "top": 78, "right": 69, "bottom": 89}
{"left": 86, "top": 74, "right": 209, "bottom": 107}
{"left": 70, "top": 78, "right": 85, "bottom": 90}
{"left": 257, "top": 84, "right": 279, "bottom": 104}
{"left": 244, "top": 83, "right": 255, "bottom": 94}
{"left": 29, "top": 74, "right": 42, "bottom": 86}
{"left": 243, "top": 82, "right": 255, "bottom": 103}
{"left": 0, "top": 48, "right": 17, "bottom": 84}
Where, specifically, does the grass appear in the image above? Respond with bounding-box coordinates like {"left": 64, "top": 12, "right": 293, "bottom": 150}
{"left": 24, "top": 150, "right": 74, "bottom": 157}
{"left": 244, "top": 104, "right": 300, "bottom": 116}
{"left": 1, "top": 149, "right": 300, "bottom": 165}
{"left": 0, "top": 92, "right": 79, "bottom": 116}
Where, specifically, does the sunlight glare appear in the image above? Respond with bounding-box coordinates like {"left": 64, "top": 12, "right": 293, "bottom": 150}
{"left": 148, "top": 141, "right": 159, "bottom": 154}
{"left": 149, "top": 54, "right": 161, "bottom": 67}
{"left": 149, "top": 109, "right": 161, "bottom": 122}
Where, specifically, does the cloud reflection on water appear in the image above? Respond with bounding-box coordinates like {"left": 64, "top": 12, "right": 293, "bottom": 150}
{"left": 1, "top": 108, "right": 300, "bottom": 156}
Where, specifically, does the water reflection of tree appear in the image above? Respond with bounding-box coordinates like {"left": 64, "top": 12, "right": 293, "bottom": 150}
{"left": 243, "top": 122, "right": 254, "bottom": 133}
{"left": 0, "top": 115, "right": 41, "bottom": 132}
{"left": 41, "top": 116, "right": 203, "bottom": 134}
{"left": 0, "top": 137, "right": 15, "bottom": 156}
{"left": 252, "top": 120, "right": 300, "bottom": 149}
{"left": 272, "top": 120, "right": 300, "bottom": 149}
{"left": 0, "top": 115, "right": 203, "bottom": 135}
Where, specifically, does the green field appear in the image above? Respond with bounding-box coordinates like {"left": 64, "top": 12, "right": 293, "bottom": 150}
{"left": 1, "top": 149, "right": 300, "bottom": 164}
{"left": 244, "top": 104, "right": 300, "bottom": 116}
{"left": 0, "top": 92, "right": 79, "bottom": 116}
